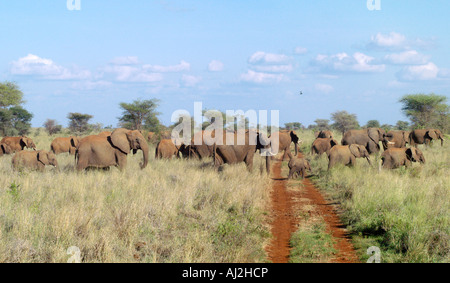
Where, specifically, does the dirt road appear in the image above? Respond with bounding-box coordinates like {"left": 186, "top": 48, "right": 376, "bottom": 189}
{"left": 265, "top": 155, "right": 359, "bottom": 263}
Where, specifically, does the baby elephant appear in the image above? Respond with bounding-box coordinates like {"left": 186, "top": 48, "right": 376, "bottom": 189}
{"left": 381, "top": 147, "right": 425, "bottom": 169}
{"left": 12, "top": 150, "right": 58, "bottom": 171}
{"left": 287, "top": 153, "right": 311, "bottom": 179}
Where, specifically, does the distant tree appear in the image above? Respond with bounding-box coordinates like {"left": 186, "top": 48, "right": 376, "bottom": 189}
{"left": 0, "top": 81, "right": 32, "bottom": 136}
{"left": 284, "top": 122, "right": 302, "bottom": 131}
{"left": 399, "top": 93, "right": 449, "bottom": 132}
{"left": 380, "top": 124, "right": 393, "bottom": 132}
{"left": 43, "top": 119, "right": 62, "bottom": 135}
{"left": 118, "top": 99, "right": 161, "bottom": 131}
{"left": 68, "top": 112, "right": 93, "bottom": 134}
{"left": 331, "top": 110, "right": 359, "bottom": 134}
{"left": 395, "top": 120, "right": 410, "bottom": 131}
{"left": 365, "top": 120, "right": 380, "bottom": 128}
{"left": 314, "top": 119, "right": 331, "bottom": 131}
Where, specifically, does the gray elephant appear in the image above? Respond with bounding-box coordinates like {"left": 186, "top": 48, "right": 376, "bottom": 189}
{"left": 341, "top": 128, "right": 386, "bottom": 154}
{"left": 409, "top": 129, "right": 444, "bottom": 147}
{"left": 12, "top": 150, "right": 58, "bottom": 171}
{"left": 287, "top": 153, "right": 311, "bottom": 179}
{"left": 311, "top": 138, "right": 339, "bottom": 156}
{"left": 76, "top": 128, "right": 149, "bottom": 171}
{"left": 381, "top": 147, "right": 425, "bottom": 169}
{"left": 327, "top": 144, "right": 371, "bottom": 170}
{"left": 382, "top": 130, "right": 410, "bottom": 150}
{"left": 213, "top": 130, "right": 271, "bottom": 173}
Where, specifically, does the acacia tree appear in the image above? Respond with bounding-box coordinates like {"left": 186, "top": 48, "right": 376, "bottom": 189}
{"left": 331, "top": 110, "right": 359, "bottom": 134}
{"left": 399, "top": 93, "right": 449, "bottom": 133}
{"left": 43, "top": 119, "right": 62, "bottom": 135}
{"left": 118, "top": 99, "right": 161, "bottom": 131}
{"left": 67, "top": 112, "right": 93, "bottom": 134}
{"left": 0, "top": 81, "right": 33, "bottom": 136}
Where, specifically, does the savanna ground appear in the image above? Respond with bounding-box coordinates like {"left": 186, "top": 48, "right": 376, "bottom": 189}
{"left": 0, "top": 129, "right": 448, "bottom": 263}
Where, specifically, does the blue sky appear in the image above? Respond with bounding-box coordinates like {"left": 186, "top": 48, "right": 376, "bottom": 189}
{"left": 1, "top": 0, "right": 449, "bottom": 128}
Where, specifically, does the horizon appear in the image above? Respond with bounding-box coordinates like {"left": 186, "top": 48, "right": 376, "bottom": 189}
{"left": 1, "top": 1, "right": 449, "bottom": 128}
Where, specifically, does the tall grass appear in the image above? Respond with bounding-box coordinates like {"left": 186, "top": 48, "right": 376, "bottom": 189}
{"left": 302, "top": 130, "right": 449, "bottom": 263}
{"left": 0, "top": 130, "right": 271, "bottom": 263}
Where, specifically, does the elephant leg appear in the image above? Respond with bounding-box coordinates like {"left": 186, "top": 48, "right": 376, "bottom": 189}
{"left": 117, "top": 154, "right": 127, "bottom": 171}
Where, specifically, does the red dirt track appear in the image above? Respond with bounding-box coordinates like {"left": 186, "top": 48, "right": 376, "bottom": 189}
{"left": 266, "top": 154, "right": 359, "bottom": 263}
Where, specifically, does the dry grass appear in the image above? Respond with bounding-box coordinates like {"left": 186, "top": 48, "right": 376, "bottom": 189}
{"left": 0, "top": 130, "right": 272, "bottom": 263}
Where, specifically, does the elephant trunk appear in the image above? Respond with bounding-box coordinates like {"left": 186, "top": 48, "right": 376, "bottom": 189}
{"left": 140, "top": 139, "right": 149, "bottom": 169}
{"left": 441, "top": 137, "right": 444, "bottom": 146}
{"left": 294, "top": 142, "right": 298, "bottom": 156}
{"left": 366, "top": 157, "right": 372, "bottom": 166}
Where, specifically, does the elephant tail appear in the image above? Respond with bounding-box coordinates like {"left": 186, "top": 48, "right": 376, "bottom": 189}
{"left": 213, "top": 142, "right": 218, "bottom": 170}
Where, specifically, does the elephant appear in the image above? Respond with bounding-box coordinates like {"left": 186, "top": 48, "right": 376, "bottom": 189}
{"left": 0, "top": 136, "right": 36, "bottom": 153}
{"left": 188, "top": 130, "right": 216, "bottom": 160}
{"left": 381, "top": 147, "right": 425, "bottom": 169}
{"left": 409, "top": 129, "right": 444, "bottom": 147}
{"left": 76, "top": 128, "right": 149, "bottom": 171}
{"left": 98, "top": 131, "right": 112, "bottom": 137}
{"left": 155, "top": 139, "right": 181, "bottom": 159}
{"left": 147, "top": 132, "right": 156, "bottom": 143}
{"left": 315, "top": 130, "right": 334, "bottom": 139}
{"left": 12, "top": 150, "right": 58, "bottom": 171}
{"left": 382, "top": 130, "right": 410, "bottom": 150}
{"left": 51, "top": 136, "right": 80, "bottom": 155}
{"left": 327, "top": 144, "right": 371, "bottom": 170}
{"left": 269, "top": 130, "right": 301, "bottom": 160}
{"left": 311, "top": 138, "right": 339, "bottom": 156}
{"left": 0, "top": 143, "right": 12, "bottom": 156}
{"left": 287, "top": 153, "right": 311, "bottom": 179}
{"left": 213, "top": 130, "right": 271, "bottom": 173}
{"left": 341, "top": 128, "right": 386, "bottom": 154}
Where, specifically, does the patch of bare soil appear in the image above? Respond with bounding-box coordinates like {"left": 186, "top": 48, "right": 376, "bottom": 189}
{"left": 265, "top": 154, "right": 359, "bottom": 263}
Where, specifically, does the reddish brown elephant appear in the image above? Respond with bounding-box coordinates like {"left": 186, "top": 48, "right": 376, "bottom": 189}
{"left": 327, "top": 144, "right": 371, "bottom": 170}
{"left": 269, "top": 130, "right": 301, "bottom": 160}
{"left": 0, "top": 136, "right": 36, "bottom": 153}
{"left": 51, "top": 136, "right": 80, "bottom": 155}
{"left": 76, "top": 128, "right": 149, "bottom": 171}
{"left": 409, "top": 129, "right": 444, "bottom": 147}
{"left": 311, "top": 138, "right": 339, "bottom": 156}
{"left": 382, "top": 130, "right": 410, "bottom": 150}
{"left": 155, "top": 139, "right": 180, "bottom": 159}
{"left": 381, "top": 147, "right": 425, "bottom": 169}
{"left": 12, "top": 150, "right": 58, "bottom": 171}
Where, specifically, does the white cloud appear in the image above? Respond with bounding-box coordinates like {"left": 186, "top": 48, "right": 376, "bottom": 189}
{"left": 367, "top": 32, "right": 435, "bottom": 51}
{"left": 315, "top": 83, "right": 334, "bottom": 94}
{"left": 181, "top": 74, "right": 202, "bottom": 87}
{"left": 396, "top": 62, "right": 439, "bottom": 81}
{"left": 110, "top": 56, "right": 140, "bottom": 65}
{"left": 103, "top": 65, "right": 163, "bottom": 82}
{"left": 208, "top": 60, "right": 224, "bottom": 72}
{"left": 240, "top": 70, "right": 285, "bottom": 84}
{"left": 311, "top": 52, "right": 385, "bottom": 73}
{"left": 143, "top": 60, "right": 190, "bottom": 72}
{"left": 294, "top": 47, "right": 308, "bottom": 55}
{"left": 248, "top": 51, "right": 294, "bottom": 73}
{"left": 384, "top": 50, "right": 430, "bottom": 65}
{"left": 10, "top": 54, "right": 91, "bottom": 80}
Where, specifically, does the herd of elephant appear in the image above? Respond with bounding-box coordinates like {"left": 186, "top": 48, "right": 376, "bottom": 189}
{"left": 0, "top": 127, "right": 445, "bottom": 179}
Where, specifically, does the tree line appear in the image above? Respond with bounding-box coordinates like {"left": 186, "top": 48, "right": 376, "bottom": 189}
{"left": 0, "top": 81, "right": 449, "bottom": 137}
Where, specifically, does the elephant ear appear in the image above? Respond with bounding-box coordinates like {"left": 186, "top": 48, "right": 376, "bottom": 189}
{"left": 330, "top": 139, "right": 338, "bottom": 147}
{"left": 368, "top": 128, "right": 381, "bottom": 143}
{"left": 70, "top": 137, "right": 80, "bottom": 148}
{"left": 405, "top": 148, "right": 418, "bottom": 161}
{"left": 426, "top": 130, "right": 437, "bottom": 140}
{"left": 349, "top": 144, "right": 361, "bottom": 157}
{"left": 290, "top": 131, "right": 299, "bottom": 143}
{"left": 110, "top": 128, "right": 132, "bottom": 154}
{"left": 20, "top": 137, "right": 30, "bottom": 147}
{"left": 37, "top": 151, "right": 50, "bottom": 165}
